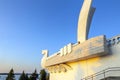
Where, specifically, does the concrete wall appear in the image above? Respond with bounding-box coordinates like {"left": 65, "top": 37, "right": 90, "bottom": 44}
{"left": 49, "top": 35, "right": 120, "bottom": 80}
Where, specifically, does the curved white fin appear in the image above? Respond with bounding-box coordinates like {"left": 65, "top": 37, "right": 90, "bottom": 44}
{"left": 77, "top": 0, "right": 95, "bottom": 43}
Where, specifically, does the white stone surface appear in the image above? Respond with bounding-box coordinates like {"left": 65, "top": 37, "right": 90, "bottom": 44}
{"left": 67, "top": 43, "right": 72, "bottom": 53}
{"left": 41, "top": 50, "right": 48, "bottom": 68}
{"left": 77, "top": 0, "right": 95, "bottom": 43}
{"left": 49, "top": 35, "right": 120, "bottom": 80}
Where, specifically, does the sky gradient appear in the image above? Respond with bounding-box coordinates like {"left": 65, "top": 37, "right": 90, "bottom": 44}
{"left": 0, "top": 0, "right": 120, "bottom": 73}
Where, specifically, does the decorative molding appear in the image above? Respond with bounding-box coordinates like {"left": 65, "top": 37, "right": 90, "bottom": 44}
{"left": 46, "top": 64, "right": 72, "bottom": 73}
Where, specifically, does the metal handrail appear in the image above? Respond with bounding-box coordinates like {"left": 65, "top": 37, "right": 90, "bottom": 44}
{"left": 81, "top": 67, "right": 120, "bottom": 80}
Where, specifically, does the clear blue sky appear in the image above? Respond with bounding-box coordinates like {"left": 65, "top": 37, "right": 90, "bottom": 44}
{"left": 0, "top": 0, "right": 120, "bottom": 73}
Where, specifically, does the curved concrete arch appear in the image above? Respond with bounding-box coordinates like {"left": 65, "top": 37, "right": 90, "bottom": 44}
{"left": 77, "top": 0, "right": 95, "bottom": 43}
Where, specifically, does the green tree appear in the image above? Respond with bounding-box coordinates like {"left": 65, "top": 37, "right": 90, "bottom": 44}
{"left": 25, "top": 74, "right": 29, "bottom": 80}
{"left": 40, "top": 69, "right": 47, "bottom": 80}
{"left": 6, "top": 68, "right": 15, "bottom": 80}
{"left": 46, "top": 73, "right": 49, "bottom": 80}
{"left": 19, "top": 71, "right": 30, "bottom": 80}
{"left": 29, "top": 69, "right": 38, "bottom": 80}
{"left": 19, "top": 71, "right": 26, "bottom": 80}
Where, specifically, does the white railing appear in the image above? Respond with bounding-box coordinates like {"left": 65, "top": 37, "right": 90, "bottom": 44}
{"left": 81, "top": 67, "right": 120, "bottom": 80}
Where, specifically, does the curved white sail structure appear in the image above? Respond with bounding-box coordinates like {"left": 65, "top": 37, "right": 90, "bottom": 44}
{"left": 77, "top": 0, "right": 95, "bottom": 43}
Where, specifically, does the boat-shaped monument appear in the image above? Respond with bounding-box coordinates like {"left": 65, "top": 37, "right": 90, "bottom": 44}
{"left": 41, "top": 0, "right": 120, "bottom": 80}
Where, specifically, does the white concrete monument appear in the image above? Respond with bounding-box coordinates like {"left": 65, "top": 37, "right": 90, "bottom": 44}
{"left": 77, "top": 0, "right": 95, "bottom": 43}
{"left": 41, "top": 0, "right": 120, "bottom": 80}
